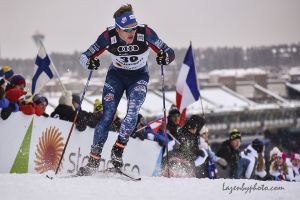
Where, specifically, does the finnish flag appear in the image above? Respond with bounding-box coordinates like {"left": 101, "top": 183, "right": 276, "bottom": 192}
{"left": 32, "top": 44, "right": 54, "bottom": 94}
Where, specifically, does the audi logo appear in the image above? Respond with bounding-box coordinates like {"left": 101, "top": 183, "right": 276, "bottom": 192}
{"left": 117, "top": 45, "right": 139, "bottom": 52}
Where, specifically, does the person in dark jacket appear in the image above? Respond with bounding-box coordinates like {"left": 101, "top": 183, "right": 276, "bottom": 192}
{"left": 161, "top": 115, "right": 206, "bottom": 177}
{"left": 196, "top": 126, "right": 228, "bottom": 179}
{"left": 74, "top": 96, "right": 105, "bottom": 132}
{"left": 51, "top": 91, "right": 75, "bottom": 122}
{"left": 167, "top": 104, "right": 180, "bottom": 140}
{"left": 216, "top": 129, "right": 242, "bottom": 178}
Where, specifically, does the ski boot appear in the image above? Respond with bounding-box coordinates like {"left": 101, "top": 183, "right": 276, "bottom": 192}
{"left": 77, "top": 144, "right": 102, "bottom": 176}
{"left": 111, "top": 140, "right": 126, "bottom": 168}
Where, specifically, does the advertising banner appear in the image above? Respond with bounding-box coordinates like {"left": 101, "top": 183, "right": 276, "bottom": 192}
{"left": 0, "top": 113, "right": 162, "bottom": 177}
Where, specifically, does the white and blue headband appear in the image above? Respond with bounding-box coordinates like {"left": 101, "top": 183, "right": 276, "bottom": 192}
{"left": 115, "top": 12, "right": 137, "bottom": 27}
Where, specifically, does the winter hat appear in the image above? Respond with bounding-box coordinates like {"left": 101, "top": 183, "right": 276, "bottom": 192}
{"left": 252, "top": 138, "right": 264, "bottom": 153}
{"left": 199, "top": 125, "right": 208, "bottom": 135}
{"left": 184, "top": 115, "right": 206, "bottom": 132}
{"left": 168, "top": 104, "right": 180, "bottom": 116}
{"left": 94, "top": 98, "right": 103, "bottom": 113}
{"left": 59, "top": 91, "right": 73, "bottom": 107}
{"left": 33, "top": 94, "right": 48, "bottom": 105}
{"left": 1, "top": 66, "right": 14, "bottom": 80}
{"left": 72, "top": 94, "right": 80, "bottom": 105}
{"left": 269, "top": 147, "right": 281, "bottom": 160}
{"left": 291, "top": 153, "right": 300, "bottom": 161}
{"left": 229, "top": 129, "right": 241, "bottom": 141}
{"left": 10, "top": 74, "right": 26, "bottom": 87}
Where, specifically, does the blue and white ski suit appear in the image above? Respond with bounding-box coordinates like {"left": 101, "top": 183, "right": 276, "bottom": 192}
{"left": 81, "top": 24, "right": 175, "bottom": 149}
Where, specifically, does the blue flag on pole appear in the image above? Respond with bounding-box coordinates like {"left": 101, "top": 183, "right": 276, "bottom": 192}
{"left": 32, "top": 44, "right": 54, "bottom": 94}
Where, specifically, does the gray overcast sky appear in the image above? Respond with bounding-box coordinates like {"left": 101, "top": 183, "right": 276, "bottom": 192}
{"left": 0, "top": 0, "right": 299, "bottom": 59}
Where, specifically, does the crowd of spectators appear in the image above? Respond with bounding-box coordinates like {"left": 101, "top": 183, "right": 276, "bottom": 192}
{"left": 0, "top": 66, "right": 121, "bottom": 132}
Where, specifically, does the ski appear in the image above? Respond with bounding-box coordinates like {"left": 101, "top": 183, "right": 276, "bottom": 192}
{"left": 105, "top": 167, "right": 142, "bottom": 181}
{"left": 56, "top": 168, "right": 141, "bottom": 181}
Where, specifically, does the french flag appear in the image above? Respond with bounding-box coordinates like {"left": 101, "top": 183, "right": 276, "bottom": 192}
{"left": 31, "top": 43, "right": 54, "bottom": 94}
{"left": 176, "top": 44, "right": 200, "bottom": 126}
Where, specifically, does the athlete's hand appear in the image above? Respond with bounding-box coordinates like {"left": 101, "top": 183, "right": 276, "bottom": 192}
{"left": 88, "top": 59, "right": 100, "bottom": 70}
{"left": 156, "top": 50, "right": 170, "bottom": 65}
{"left": 80, "top": 54, "right": 100, "bottom": 70}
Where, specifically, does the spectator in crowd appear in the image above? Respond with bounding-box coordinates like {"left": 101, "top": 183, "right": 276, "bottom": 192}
{"left": 73, "top": 95, "right": 106, "bottom": 132}
{"left": 269, "top": 146, "right": 281, "bottom": 161}
{"left": 3, "top": 73, "right": 47, "bottom": 118}
{"left": 269, "top": 152, "right": 290, "bottom": 181}
{"left": 18, "top": 95, "right": 45, "bottom": 116}
{"left": 93, "top": 99, "right": 103, "bottom": 113}
{"left": 1, "top": 74, "right": 26, "bottom": 120}
{"left": 196, "top": 126, "right": 227, "bottom": 179}
{"left": 74, "top": 96, "right": 117, "bottom": 132}
{"left": 167, "top": 104, "right": 180, "bottom": 140}
{"left": 90, "top": 99, "right": 104, "bottom": 128}
{"left": 143, "top": 117, "right": 173, "bottom": 146}
{"left": 162, "top": 115, "right": 206, "bottom": 178}
{"left": 266, "top": 146, "right": 281, "bottom": 174}
{"left": 33, "top": 94, "right": 49, "bottom": 117}
{"left": 143, "top": 105, "right": 180, "bottom": 146}
{"left": 0, "top": 78, "right": 9, "bottom": 109}
{"left": 72, "top": 94, "right": 81, "bottom": 110}
{"left": 133, "top": 114, "right": 180, "bottom": 146}
{"left": 0, "top": 66, "right": 15, "bottom": 83}
{"left": 51, "top": 91, "right": 75, "bottom": 121}
{"left": 290, "top": 153, "right": 300, "bottom": 182}
{"left": 237, "top": 138, "right": 267, "bottom": 179}
{"left": 216, "top": 129, "right": 242, "bottom": 178}
{"left": 71, "top": 93, "right": 88, "bottom": 131}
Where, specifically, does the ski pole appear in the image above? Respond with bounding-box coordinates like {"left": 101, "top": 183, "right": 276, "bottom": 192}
{"left": 53, "top": 70, "right": 94, "bottom": 176}
{"left": 160, "top": 64, "right": 170, "bottom": 178}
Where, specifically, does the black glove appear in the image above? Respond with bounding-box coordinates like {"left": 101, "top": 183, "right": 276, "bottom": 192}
{"left": 156, "top": 50, "right": 170, "bottom": 65}
{"left": 1, "top": 102, "right": 16, "bottom": 120}
{"left": 88, "top": 59, "right": 100, "bottom": 70}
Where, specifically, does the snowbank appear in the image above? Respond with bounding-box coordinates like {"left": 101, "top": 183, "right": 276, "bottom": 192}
{"left": 0, "top": 173, "right": 298, "bottom": 200}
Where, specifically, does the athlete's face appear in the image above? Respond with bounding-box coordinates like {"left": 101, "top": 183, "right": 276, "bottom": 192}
{"left": 116, "top": 22, "right": 137, "bottom": 44}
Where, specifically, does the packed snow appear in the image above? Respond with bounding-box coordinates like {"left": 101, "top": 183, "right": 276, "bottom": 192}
{"left": 0, "top": 173, "right": 298, "bottom": 200}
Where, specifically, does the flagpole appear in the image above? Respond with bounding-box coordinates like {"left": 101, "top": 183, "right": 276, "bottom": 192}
{"left": 191, "top": 41, "right": 205, "bottom": 118}
{"left": 40, "top": 40, "right": 66, "bottom": 93}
